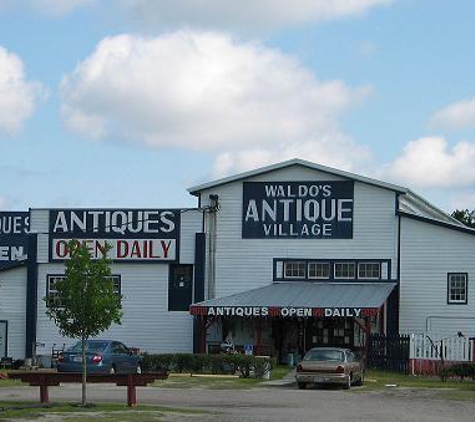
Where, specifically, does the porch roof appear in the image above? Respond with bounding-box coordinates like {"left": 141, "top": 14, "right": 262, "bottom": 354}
{"left": 190, "top": 281, "right": 396, "bottom": 315}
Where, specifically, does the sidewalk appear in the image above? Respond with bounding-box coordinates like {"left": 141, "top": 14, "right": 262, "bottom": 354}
{"left": 262, "top": 368, "right": 296, "bottom": 386}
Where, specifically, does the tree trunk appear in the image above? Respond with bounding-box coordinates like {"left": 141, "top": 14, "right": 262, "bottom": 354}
{"left": 82, "top": 336, "right": 87, "bottom": 406}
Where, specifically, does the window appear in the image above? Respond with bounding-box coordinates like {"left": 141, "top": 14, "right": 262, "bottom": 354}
{"left": 308, "top": 262, "right": 330, "bottom": 279}
{"left": 358, "top": 262, "right": 381, "bottom": 279}
{"left": 334, "top": 262, "right": 356, "bottom": 279}
{"left": 47, "top": 275, "right": 121, "bottom": 307}
{"left": 284, "top": 261, "right": 306, "bottom": 278}
{"left": 448, "top": 273, "right": 468, "bottom": 304}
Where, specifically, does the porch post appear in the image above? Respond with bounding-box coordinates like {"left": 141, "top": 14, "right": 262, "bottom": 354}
{"left": 256, "top": 318, "right": 263, "bottom": 356}
{"left": 200, "top": 316, "right": 208, "bottom": 354}
{"left": 379, "top": 303, "right": 385, "bottom": 335}
{"left": 364, "top": 317, "right": 371, "bottom": 365}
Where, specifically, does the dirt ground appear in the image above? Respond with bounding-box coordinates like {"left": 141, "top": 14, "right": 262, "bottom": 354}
{"left": 1, "top": 383, "right": 474, "bottom": 421}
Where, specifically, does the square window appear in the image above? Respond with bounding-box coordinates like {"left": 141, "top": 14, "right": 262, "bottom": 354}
{"left": 284, "top": 261, "right": 306, "bottom": 279}
{"left": 448, "top": 273, "right": 468, "bottom": 304}
{"left": 308, "top": 262, "right": 330, "bottom": 279}
{"left": 358, "top": 262, "right": 381, "bottom": 279}
{"left": 47, "top": 274, "right": 121, "bottom": 307}
{"left": 334, "top": 262, "right": 356, "bottom": 279}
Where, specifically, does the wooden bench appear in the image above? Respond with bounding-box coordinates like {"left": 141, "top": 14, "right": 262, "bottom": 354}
{"left": 8, "top": 371, "right": 168, "bottom": 406}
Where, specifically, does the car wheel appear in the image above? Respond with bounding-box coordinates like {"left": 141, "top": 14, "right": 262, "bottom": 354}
{"left": 297, "top": 382, "right": 306, "bottom": 390}
{"left": 109, "top": 365, "right": 116, "bottom": 375}
{"left": 136, "top": 363, "right": 142, "bottom": 374}
{"left": 354, "top": 371, "right": 364, "bottom": 387}
{"left": 343, "top": 375, "right": 351, "bottom": 390}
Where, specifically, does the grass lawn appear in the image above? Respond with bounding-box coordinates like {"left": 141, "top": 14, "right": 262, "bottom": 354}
{"left": 363, "top": 369, "right": 475, "bottom": 400}
{"left": 0, "top": 402, "right": 210, "bottom": 420}
{"left": 0, "top": 371, "right": 22, "bottom": 388}
{"left": 152, "top": 364, "right": 292, "bottom": 389}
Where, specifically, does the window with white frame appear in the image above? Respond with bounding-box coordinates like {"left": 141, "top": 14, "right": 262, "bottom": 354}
{"left": 284, "top": 261, "right": 306, "bottom": 278}
{"left": 358, "top": 262, "right": 381, "bottom": 279}
{"left": 47, "top": 275, "right": 121, "bottom": 306}
{"left": 308, "top": 262, "right": 330, "bottom": 279}
{"left": 448, "top": 273, "right": 468, "bottom": 304}
{"left": 334, "top": 262, "right": 356, "bottom": 279}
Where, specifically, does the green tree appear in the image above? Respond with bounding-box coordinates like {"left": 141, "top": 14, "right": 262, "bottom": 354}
{"left": 44, "top": 240, "right": 122, "bottom": 406}
{"left": 451, "top": 209, "right": 475, "bottom": 228}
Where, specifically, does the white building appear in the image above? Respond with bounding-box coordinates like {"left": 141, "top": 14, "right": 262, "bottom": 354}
{"left": 1, "top": 159, "right": 474, "bottom": 362}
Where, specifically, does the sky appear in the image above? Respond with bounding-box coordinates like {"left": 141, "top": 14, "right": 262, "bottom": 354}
{"left": 1, "top": 0, "right": 475, "bottom": 213}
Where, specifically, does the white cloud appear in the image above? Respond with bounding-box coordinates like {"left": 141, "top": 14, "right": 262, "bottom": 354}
{"left": 61, "top": 31, "right": 371, "bottom": 153}
{"left": 382, "top": 137, "right": 475, "bottom": 188}
{"left": 0, "top": 46, "right": 43, "bottom": 135}
{"left": 121, "top": 0, "right": 393, "bottom": 30}
{"left": 430, "top": 97, "right": 475, "bottom": 131}
{"left": 213, "top": 137, "right": 371, "bottom": 178}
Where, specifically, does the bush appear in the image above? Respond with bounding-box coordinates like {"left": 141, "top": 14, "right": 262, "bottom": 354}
{"left": 440, "top": 363, "right": 475, "bottom": 382}
{"left": 141, "top": 353, "right": 272, "bottom": 378}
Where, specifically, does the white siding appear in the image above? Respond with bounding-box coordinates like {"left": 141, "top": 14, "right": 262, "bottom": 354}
{"left": 35, "top": 263, "right": 194, "bottom": 356}
{"left": 30, "top": 209, "right": 49, "bottom": 263}
{"left": 0, "top": 267, "right": 27, "bottom": 358}
{"left": 33, "top": 208, "right": 202, "bottom": 357}
{"left": 179, "top": 209, "right": 203, "bottom": 263}
{"left": 199, "top": 165, "right": 399, "bottom": 298}
{"left": 400, "top": 217, "right": 475, "bottom": 336}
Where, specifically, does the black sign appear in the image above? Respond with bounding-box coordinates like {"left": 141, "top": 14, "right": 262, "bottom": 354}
{"left": 49, "top": 209, "right": 181, "bottom": 262}
{"left": 242, "top": 181, "right": 353, "bottom": 239}
{"left": 0, "top": 212, "right": 29, "bottom": 270}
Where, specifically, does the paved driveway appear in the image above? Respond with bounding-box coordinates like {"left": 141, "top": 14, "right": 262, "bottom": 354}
{"left": 1, "top": 383, "right": 474, "bottom": 421}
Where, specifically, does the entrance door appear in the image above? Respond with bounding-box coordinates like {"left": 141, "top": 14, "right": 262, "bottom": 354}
{"left": 0, "top": 321, "right": 7, "bottom": 358}
{"left": 306, "top": 318, "right": 354, "bottom": 349}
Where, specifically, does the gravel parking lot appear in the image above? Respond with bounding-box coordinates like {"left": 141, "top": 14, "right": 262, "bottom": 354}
{"left": 1, "top": 383, "right": 475, "bottom": 422}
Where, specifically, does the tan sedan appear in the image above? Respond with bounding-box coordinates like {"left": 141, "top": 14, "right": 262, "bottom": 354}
{"left": 295, "top": 347, "right": 364, "bottom": 390}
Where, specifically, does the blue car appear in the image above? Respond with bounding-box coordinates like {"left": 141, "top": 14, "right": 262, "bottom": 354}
{"left": 57, "top": 340, "right": 141, "bottom": 374}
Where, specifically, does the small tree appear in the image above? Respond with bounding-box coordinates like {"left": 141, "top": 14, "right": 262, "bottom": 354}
{"left": 44, "top": 240, "right": 122, "bottom": 406}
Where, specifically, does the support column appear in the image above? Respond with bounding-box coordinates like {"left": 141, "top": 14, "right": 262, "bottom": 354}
{"left": 256, "top": 319, "right": 263, "bottom": 356}
{"left": 364, "top": 318, "right": 371, "bottom": 366}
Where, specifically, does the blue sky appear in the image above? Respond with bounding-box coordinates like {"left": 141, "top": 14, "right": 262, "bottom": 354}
{"left": 1, "top": 0, "right": 475, "bottom": 212}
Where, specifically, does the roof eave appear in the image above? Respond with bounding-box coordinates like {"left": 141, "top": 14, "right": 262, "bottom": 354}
{"left": 188, "top": 158, "right": 408, "bottom": 195}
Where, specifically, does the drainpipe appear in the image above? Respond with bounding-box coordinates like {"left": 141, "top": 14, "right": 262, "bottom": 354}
{"left": 206, "top": 194, "right": 219, "bottom": 299}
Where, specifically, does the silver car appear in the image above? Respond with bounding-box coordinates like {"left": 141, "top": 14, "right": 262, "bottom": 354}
{"left": 295, "top": 347, "right": 364, "bottom": 390}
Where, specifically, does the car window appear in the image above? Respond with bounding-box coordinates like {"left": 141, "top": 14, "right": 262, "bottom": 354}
{"left": 67, "top": 341, "right": 109, "bottom": 353}
{"left": 112, "top": 342, "right": 129, "bottom": 354}
{"left": 304, "top": 350, "right": 344, "bottom": 362}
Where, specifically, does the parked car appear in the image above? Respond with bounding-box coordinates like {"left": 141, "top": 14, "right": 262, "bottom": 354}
{"left": 56, "top": 340, "right": 141, "bottom": 374}
{"left": 295, "top": 347, "right": 364, "bottom": 390}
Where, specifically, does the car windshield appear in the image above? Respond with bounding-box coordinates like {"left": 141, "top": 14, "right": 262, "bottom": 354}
{"left": 67, "top": 341, "right": 109, "bottom": 353}
{"left": 304, "top": 349, "right": 345, "bottom": 362}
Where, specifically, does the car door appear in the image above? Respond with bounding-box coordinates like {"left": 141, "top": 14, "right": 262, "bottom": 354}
{"left": 348, "top": 351, "right": 360, "bottom": 378}
{"left": 114, "top": 342, "right": 135, "bottom": 373}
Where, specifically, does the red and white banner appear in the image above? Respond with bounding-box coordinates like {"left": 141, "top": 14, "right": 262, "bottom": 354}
{"left": 52, "top": 238, "right": 176, "bottom": 261}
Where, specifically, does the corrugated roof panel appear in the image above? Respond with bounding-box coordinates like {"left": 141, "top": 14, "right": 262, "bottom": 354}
{"left": 193, "top": 282, "right": 396, "bottom": 309}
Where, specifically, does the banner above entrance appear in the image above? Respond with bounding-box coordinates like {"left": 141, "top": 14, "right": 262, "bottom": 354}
{"left": 190, "top": 305, "right": 379, "bottom": 318}
{"left": 189, "top": 281, "right": 396, "bottom": 318}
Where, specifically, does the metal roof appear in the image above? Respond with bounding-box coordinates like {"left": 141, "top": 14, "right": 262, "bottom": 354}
{"left": 187, "top": 158, "right": 408, "bottom": 195}
{"left": 192, "top": 282, "right": 396, "bottom": 309}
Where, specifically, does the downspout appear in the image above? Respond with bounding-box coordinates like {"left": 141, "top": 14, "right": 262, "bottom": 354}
{"left": 206, "top": 194, "right": 219, "bottom": 300}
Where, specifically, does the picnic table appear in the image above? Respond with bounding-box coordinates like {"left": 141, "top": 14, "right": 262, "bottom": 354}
{"left": 8, "top": 370, "right": 168, "bottom": 406}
